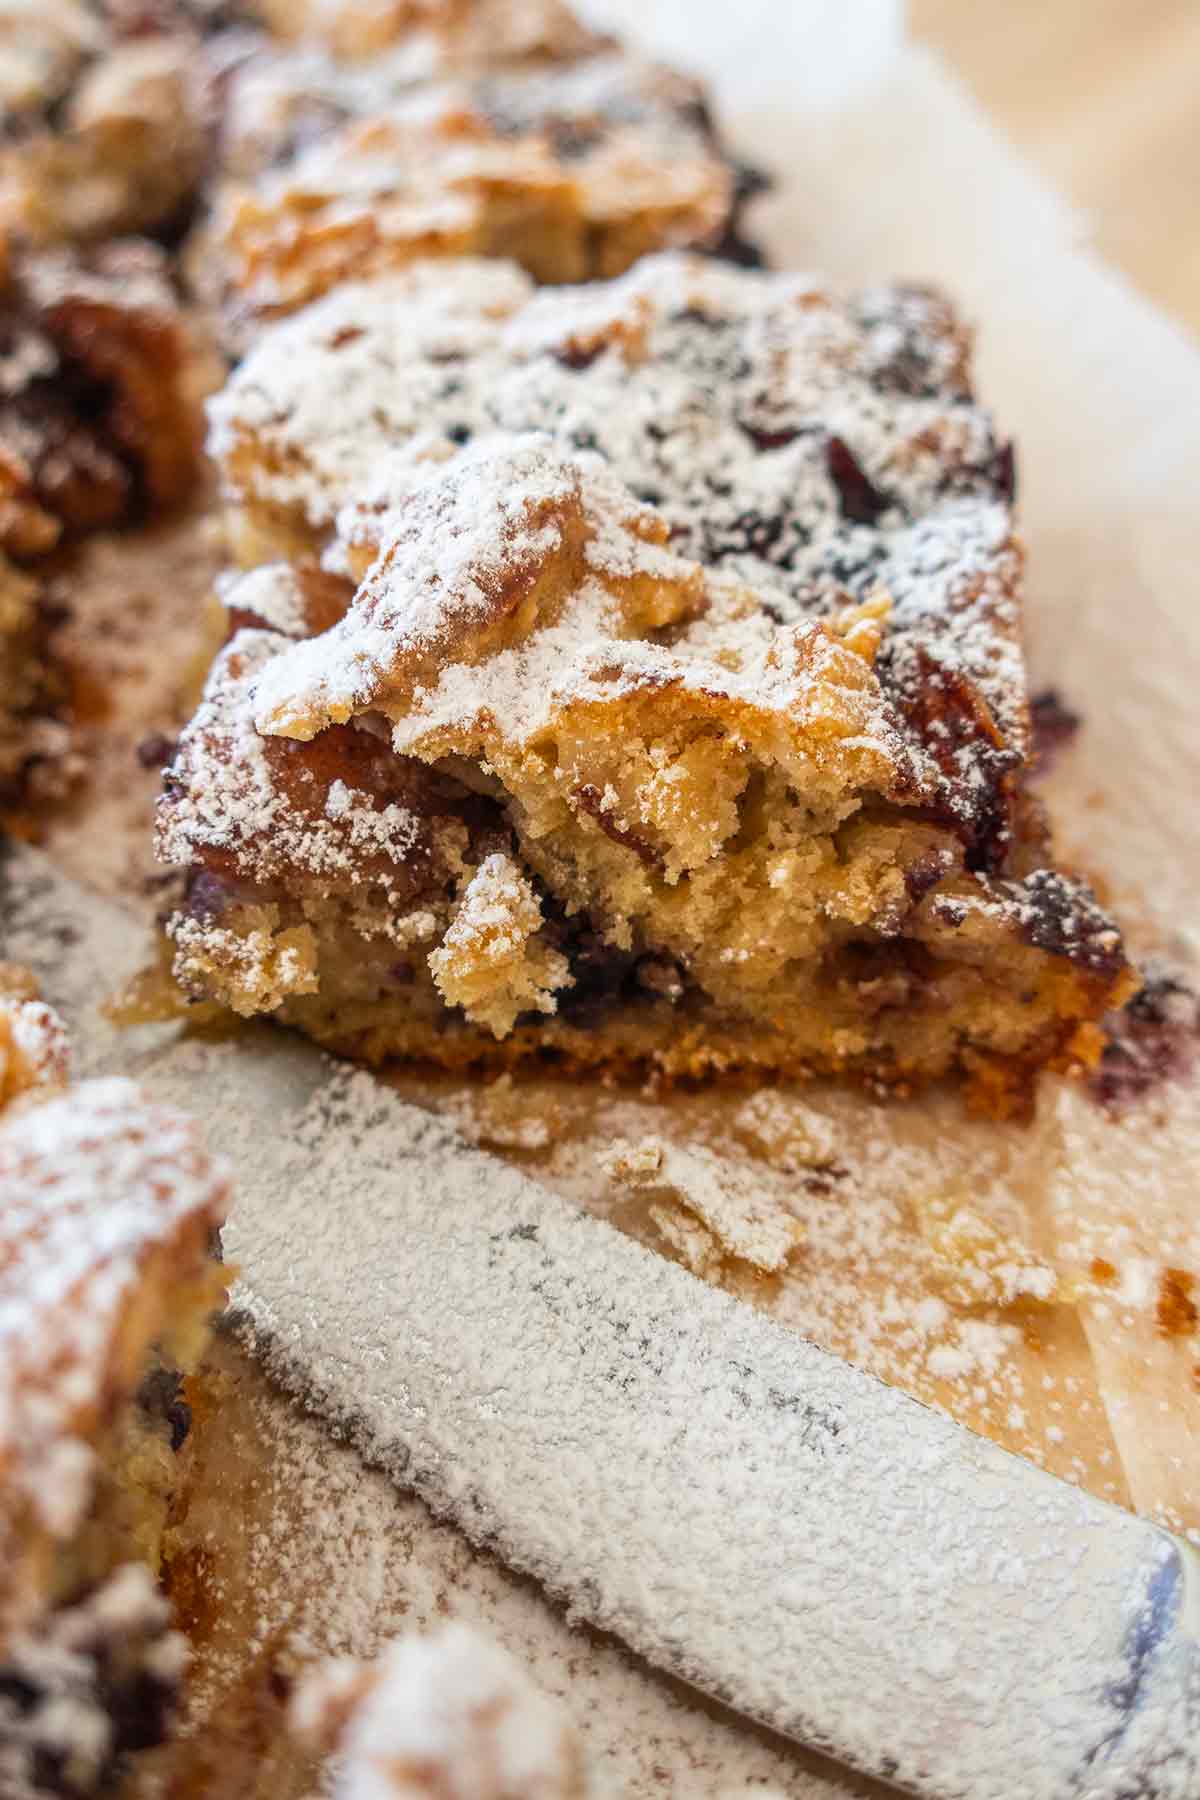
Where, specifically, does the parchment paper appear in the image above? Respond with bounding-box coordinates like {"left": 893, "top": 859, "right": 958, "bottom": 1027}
{"left": 16, "top": 3, "right": 1200, "bottom": 1793}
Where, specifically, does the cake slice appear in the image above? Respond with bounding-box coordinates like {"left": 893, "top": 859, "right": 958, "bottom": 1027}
{"left": 202, "top": 11, "right": 762, "bottom": 344}
{"left": 0, "top": 235, "right": 203, "bottom": 561}
{"left": 0, "top": 1008, "right": 230, "bottom": 1797}
{"left": 161, "top": 253, "right": 1133, "bottom": 1098}
{"left": 0, "top": 0, "right": 261, "bottom": 248}
{"left": 218, "top": 0, "right": 615, "bottom": 175}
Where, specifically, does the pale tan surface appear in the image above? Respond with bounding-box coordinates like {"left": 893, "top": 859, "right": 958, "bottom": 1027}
{"left": 912, "top": 0, "right": 1200, "bottom": 339}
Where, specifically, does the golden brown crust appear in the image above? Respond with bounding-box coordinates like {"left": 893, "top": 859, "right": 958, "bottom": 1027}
{"left": 0, "top": 0, "right": 258, "bottom": 249}
{"left": 298, "top": 0, "right": 609, "bottom": 63}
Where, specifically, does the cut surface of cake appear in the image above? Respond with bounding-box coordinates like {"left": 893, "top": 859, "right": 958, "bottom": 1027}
{"left": 161, "top": 253, "right": 1133, "bottom": 1094}
{"left": 201, "top": 13, "right": 762, "bottom": 343}
{"left": 0, "top": 1047, "right": 230, "bottom": 1796}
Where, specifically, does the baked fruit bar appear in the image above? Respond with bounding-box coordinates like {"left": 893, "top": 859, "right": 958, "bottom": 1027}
{"left": 219, "top": 0, "right": 614, "bottom": 171}
{"left": 0, "top": 1003, "right": 230, "bottom": 1797}
{"left": 201, "top": 10, "right": 762, "bottom": 342}
{"left": 0, "top": 234, "right": 203, "bottom": 562}
{"left": 160, "top": 253, "right": 1133, "bottom": 1093}
{"left": 290, "top": 1624, "right": 585, "bottom": 1798}
{"left": 0, "top": 0, "right": 261, "bottom": 248}
{"left": 0, "top": 0, "right": 201, "bottom": 249}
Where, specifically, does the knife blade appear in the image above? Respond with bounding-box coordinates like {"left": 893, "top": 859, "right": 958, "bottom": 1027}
{"left": 4, "top": 842, "right": 1198, "bottom": 1800}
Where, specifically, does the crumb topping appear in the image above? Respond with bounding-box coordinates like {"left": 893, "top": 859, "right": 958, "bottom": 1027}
{"left": 205, "top": 55, "right": 738, "bottom": 335}
{"left": 212, "top": 252, "right": 1026, "bottom": 859}
{"left": 220, "top": 36, "right": 718, "bottom": 179}
{"left": 301, "top": 0, "right": 608, "bottom": 65}
{"left": 155, "top": 626, "right": 465, "bottom": 897}
{"left": 601, "top": 1136, "right": 805, "bottom": 1274}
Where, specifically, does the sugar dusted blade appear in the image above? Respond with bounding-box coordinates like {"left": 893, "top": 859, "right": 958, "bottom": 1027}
{"left": 4, "top": 843, "right": 1199, "bottom": 1800}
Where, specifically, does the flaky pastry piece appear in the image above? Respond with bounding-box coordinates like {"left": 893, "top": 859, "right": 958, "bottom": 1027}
{"left": 289, "top": 1624, "right": 586, "bottom": 1799}
{"left": 0, "top": 1067, "right": 230, "bottom": 1797}
{"left": 158, "top": 423, "right": 1131, "bottom": 1092}
{"left": 0, "top": 235, "right": 203, "bottom": 561}
{"left": 203, "top": 44, "right": 757, "bottom": 342}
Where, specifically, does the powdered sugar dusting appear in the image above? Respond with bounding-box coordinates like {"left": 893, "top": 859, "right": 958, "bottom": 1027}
{"left": 0, "top": 1075, "right": 229, "bottom": 1631}
{"left": 0, "top": 1563, "right": 186, "bottom": 1800}
{"left": 186, "top": 1046, "right": 1200, "bottom": 1800}
{"left": 252, "top": 437, "right": 586, "bottom": 732}
{"left": 248, "top": 434, "right": 908, "bottom": 816}
{"left": 0, "top": 986, "right": 70, "bottom": 1104}
{"left": 170, "top": 1337, "right": 847, "bottom": 1799}
{"left": 157, "top": 628, "right": 424, "bottom": 888}
{"left": 213, "top": 252, "right": 1027, "bottom": 841}
{"left": 291, "top": 1624, "right": 585, "bottom": 1800}
{"left": 206, "top": 30, "right": 740, "bottom": 335}
{"left": 9, "top": 852, "right": 1200, "bottom": 1794}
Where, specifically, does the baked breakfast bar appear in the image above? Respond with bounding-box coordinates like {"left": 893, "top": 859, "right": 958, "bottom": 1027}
{"left": 155, "top": 254, "right": 1134, "bottom": 1098}
{"left": 198, "top": 0, "right": 763, "bottom": 343}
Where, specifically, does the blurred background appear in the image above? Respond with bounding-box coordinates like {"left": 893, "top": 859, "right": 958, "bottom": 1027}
{"left": 913, "top": 0, "right": 1200, "bottom": 337}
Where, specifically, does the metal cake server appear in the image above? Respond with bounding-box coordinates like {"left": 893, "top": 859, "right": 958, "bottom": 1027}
{"left": 4, "top": 842, "right": 1199, "bottom": 1800}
